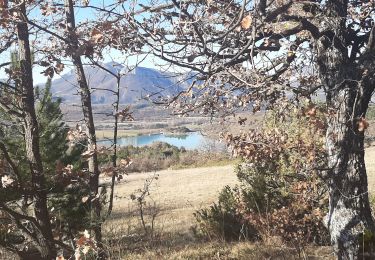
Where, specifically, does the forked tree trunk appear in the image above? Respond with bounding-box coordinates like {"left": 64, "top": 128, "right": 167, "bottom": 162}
{"left": 325, "top": 91, "right": 374, "bottom": 259}
{"left": 16, "top": 2, "right": 56, "bottom": 259}
{"left": 318, "top": 46, "right": 375, "bottom": 258}
{"left": 64, "top": 0, "right": 104, "bottom": 257}
{"left": 315, "top": 2, "right": 375, "bottom": 258}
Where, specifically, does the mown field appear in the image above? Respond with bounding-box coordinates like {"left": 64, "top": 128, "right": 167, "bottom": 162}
{"left": 366, "top": 146, "right": 375, "bottom": 192}
{"left": 104, "top": 165, "right": 237, "bottom": 236}
{"left": 97, "top": 145, "right": 375, "bottom": 259}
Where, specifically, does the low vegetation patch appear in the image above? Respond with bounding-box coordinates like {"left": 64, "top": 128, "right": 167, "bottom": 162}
{"left": 104, "top": 239, "right": 334, "bottom": 260}
{"left": 193, "top": 103, "right": 330, "bottom": 250}
{"left": 98, "top": 142, "right": 234, "bottom": 173}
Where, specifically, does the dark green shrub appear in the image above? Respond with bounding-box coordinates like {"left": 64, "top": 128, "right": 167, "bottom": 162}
{"left": 193, "top": 103, "right": 330, "bottom": 246}
{"left": 193, "top": 186, "right": 258, "bottom": 241}
{"left": 49, "top": 185, "right": 91, "bottom": 234}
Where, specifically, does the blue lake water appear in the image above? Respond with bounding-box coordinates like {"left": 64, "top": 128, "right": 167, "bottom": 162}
{"left": 98, "top": 132, "right": 216, "bottom": 150}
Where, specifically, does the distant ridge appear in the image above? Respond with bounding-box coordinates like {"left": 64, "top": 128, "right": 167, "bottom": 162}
{"left": 50, "top": 63, "right": 190, "bottom": 105}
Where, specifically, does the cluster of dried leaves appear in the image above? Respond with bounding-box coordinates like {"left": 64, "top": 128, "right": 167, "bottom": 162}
{"left": 243, "top": 180, "right": 328, "bottom": 246}
{"left": 224, "top": 100, "right": 327, "bottom": 175}
{"left": 195, "top": 102, "right": 329, "bottom": 246}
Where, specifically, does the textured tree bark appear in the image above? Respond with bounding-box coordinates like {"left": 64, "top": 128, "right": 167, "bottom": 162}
{"left": 325, "top": 92, "right": 374, "bottom": 259}
{"left": 16, "top": 2, "right": 56, "bottom": 259}
{"left": 314, "top": 1, "right": 375, "bottom": 258}
{"left": 64, "top": 0, "right": 104, "bottom": 257}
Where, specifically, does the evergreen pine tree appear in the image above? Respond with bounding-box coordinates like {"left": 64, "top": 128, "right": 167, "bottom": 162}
{"left": 35, "top": 78, "right": 69, "bottom": 176}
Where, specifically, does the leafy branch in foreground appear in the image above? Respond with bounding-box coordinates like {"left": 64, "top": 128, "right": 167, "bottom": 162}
{"left": 121, "top": 0, "right": 375, "bottom": 257}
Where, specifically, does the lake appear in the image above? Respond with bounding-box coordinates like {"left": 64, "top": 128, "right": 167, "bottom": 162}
{"left": 98, "top": 132, "right": 223, "bottom": 150}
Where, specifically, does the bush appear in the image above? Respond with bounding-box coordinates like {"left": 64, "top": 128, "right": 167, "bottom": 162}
{"left": 193, "top": 102, "right": 330, "bottom": 247}
{"left": 194, "top": 170, "right": 328, "bottom": 245}
{"left": 244, "top": 180, "right": 329, "bottom": 246}
{"left": 98, "top": 142, "right": 232, "bottom": 173}
{"left": 193, "top": 186, "right": 258, "bottom": 241}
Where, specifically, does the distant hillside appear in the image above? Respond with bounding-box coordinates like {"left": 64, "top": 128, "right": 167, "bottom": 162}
{"left": 51, "top": 63, "right": 191, "bottom": 105}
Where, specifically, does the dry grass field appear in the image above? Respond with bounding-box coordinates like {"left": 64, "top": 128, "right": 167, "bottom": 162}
{"left": 98, "top": 144, "right": 375, "bottom": 259}
{"left": 102, "top": 164, "right": 337, "bottom": 259}
{"left": 1, "top": 145, "right": 373, "bottom": 259}
{"left": 366, "top": 146, "right": 375, "bottom": 193}
{"left": 104, "top": 165, "right": 237, "bottom": 235}
{"left": 106, "top": 146, "right": 375, "bottom": 233}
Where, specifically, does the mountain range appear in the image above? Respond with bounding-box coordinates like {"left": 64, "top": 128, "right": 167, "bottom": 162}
{"left": 51, "top": 63, "right": 191, "bottom": 105}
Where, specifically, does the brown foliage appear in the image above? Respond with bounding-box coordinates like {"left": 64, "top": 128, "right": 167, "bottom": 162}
{"left": 194, "top": 103, "right": 329, "bottom": 247}
{"left": 244, "top": 181, "right": 328, "bottom": 246}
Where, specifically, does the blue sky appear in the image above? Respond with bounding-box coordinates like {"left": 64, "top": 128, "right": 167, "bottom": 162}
{"left": 0, "top": 0, "right": 159, "bottom": 85}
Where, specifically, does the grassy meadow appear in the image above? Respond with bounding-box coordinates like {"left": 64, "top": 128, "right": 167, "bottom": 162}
{"left": 101, "top": 165, "right": 337, "bottom": 259}
{"left": 93, "top": 142, "right": 375, "bottom": 259}
{"left": 104, "top": 165, "right": 237, "bottom": 236}
{"left": 80, "top": 117, "right": 375, "bottom": 259}
{"left": 366, "top": 146, "right": 375, "bottom": 192}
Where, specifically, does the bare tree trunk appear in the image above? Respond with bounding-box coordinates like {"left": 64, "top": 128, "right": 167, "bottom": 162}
{"left": 16, "top": 2, "right": 56, "bottom": 259}
{"left": 64, "top": 0, "right": 104, "bottom": 257}
{"left": 317, "top": 38, "right": 375, "bottom": 260}
{"left": 325, "top": 96, "right": 374, "bottom": 259}
{"left": 322, "top": 63, "right": 375, "bottom": 260}
{"left": 108, "top": 76, "right": 121, "bottom": 217}
{"left": 314, "top": 2, "right": 375, "bottom": 258}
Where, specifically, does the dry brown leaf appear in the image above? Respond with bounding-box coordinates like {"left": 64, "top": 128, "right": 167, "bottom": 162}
{"left": 240, "top": 15, "right": 252, "bottom": 30}
{"left": 120, "top": 158, "right": 132, "bottom": 167}
{"left": 81, "top": 150, "right": 95, "bottom": 159}
{"left": 90, "top": 28, "right": 103, "bottom": 43}
{"left": 101, "top": 166, "right": 115, "bottom": 176}
{"left": 306, "top": 106, "right": 316, "bottom": 117}
{"left": 55, "top": 62, "right": 64, "bottom": 74}
{"left": 81, "top": 196, "right": 89, "bottom": 203}
{"left": 357, "top": 117, "right": 369, "bottom": 132}
{"left": 0, "top": 0, "right": 8, "bottom": 9}
{"left": 101, "top": 21, "right": 112, "bottom": 30}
